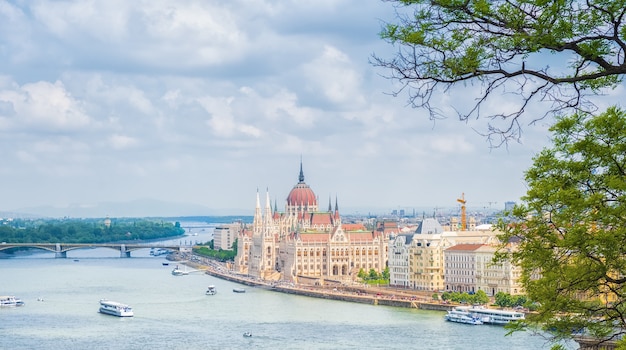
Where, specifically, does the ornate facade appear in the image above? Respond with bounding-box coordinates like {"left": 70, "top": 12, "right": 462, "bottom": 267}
{"left": 235, "top": 163, "right": 395, "bottom": 284}
{"left": 388, "top": 219, "right": 501, "bottom": 292}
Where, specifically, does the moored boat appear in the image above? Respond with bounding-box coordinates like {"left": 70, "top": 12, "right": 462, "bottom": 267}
{"left": 151, "top": 248, "right": 169, "bottom": 256}
{"left": 444, "top": 308, "right": 483, "bottom": 325}
{"left": 206, "top": 285, "right": 217, "bottom": 295}
{"left": 171, "top": 265, "right": 189, "bottom": 276}
{"left": 452, "top": 305, "right": 525, "bottom": 325}
{"left": 99, "top": 299, "right": 133, "bottom": 317}
{"left": 0, "top": 296, "right": 24, "bottom": 307}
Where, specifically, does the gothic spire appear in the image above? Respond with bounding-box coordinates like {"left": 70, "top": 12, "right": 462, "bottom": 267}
{"left": 253, "top": 188, "right": 262, "bottom": 232}
{"left": 264, "top": 188, "right": 272, "bottom": 223}
{"left": 298, "top": 157, "right": 305, "bottom": 183}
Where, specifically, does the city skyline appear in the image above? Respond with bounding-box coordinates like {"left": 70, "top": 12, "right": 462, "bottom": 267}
{"left": 1, "top": 1, "right": 622, "bottom": 218}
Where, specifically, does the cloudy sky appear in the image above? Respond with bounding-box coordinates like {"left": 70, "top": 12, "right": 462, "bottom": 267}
{"left": 0, "top": 1, "right": 619, "bottom": 217}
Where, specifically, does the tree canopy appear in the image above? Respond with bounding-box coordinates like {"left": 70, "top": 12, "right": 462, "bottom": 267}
{"left": 374, "top": 0, "right": 626, "bottom": 144}
{"left": 496, "top": 107, "right": 626, "bottom": 348}
{"left": 0, "top": 218, "right": 184, "bottom": 244}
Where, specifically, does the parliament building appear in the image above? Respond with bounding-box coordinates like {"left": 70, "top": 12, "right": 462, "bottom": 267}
{"left": 234, "top": 163, "right": 397, "bottom": 284}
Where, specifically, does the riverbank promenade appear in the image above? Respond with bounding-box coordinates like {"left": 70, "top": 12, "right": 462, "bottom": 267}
{"left": 181, "top": 256, "right": 454, "bottom": 311}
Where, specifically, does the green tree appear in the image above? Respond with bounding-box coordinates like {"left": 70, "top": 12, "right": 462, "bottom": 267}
{"left": 381, "top": 267, "right": 390, "bottom": 280}
{"left": 494, "top": 292, "right": 513, "bottom": 308}
{"left": 374, "top": 0, "right": 626, "bottom": 144}
{"left": 473, "top": 290, "right": 489, "bottom": 305}
{"left": 231, "top": 238, "right": 238, "bottom": 255}
{"left": 496, "top": 107, "right": 626, "bottom": 347}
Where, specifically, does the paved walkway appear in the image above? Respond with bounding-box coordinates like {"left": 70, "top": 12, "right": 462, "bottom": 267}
{"left": 173, "top": 253, "right": 453, "bottom": 310}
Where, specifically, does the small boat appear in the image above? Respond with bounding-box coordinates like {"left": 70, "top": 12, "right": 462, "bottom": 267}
{"left": 151, "top": 248, "right": 169, "bottom": 256}
{"left": 233, "top": 288, "right": 246, "bottom": 293}
{"left": 206, "top": 285, "right": 217, "bottom": 295}
{"left": 243, "top": 332, "right": 252, "bottom": 337}
{"left": 0, "top": 296, "right": 25, "bottom": 307}
{"left": 452, "top": 306, "right": 525, "bottom": 325}
{"left": 171, "top": 265, "right": 189, "bottom": 276}
{"left": 162, "top": 262, "right": 169, "bottom": 266}
{"left": 444, "top": 308, "right": 483, "bottom": 325}
{"left": 99, "top": 299, "right": 133, "bottom": 317}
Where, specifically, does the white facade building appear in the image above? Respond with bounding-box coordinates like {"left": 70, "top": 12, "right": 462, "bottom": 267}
{"left": 213, "top": 223, "right": 240, "bottom": 251}
{"left": 389, "top": 220, "right": 500, "bottom": 292}
{"left": 444, "top": 243, "right": 524, "bottom": 296}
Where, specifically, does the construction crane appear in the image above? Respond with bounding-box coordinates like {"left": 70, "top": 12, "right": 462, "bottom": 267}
{"left": 457, "top": 193, "right": 467, "bottom": 231}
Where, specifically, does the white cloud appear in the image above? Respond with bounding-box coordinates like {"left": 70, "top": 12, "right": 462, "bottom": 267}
{"left": 0, "top": 0, "right": 609, "bottom": 215}
{"left": 108, "top": 134, "right": 138, "bottom": 150}
{"left": 0, "top": 80, "right": 90, "bottom": 131}
{"left": 303, "top": 45, "right": 366, "bottom": 109}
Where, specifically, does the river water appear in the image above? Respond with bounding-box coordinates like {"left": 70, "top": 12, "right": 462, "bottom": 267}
{"left": 1, "top": 224, "right": 575, "bottom": 350}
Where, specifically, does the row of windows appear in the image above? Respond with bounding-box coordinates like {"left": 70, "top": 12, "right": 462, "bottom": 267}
{"left": 446, "top": 270, "right": 475, "bottom": 275}
{"left": 446, "top": 255, "right": 476, "bottom": 262}
{"left": 445, "top": 263, "right": 476, "bottom": 269}
{"left": 296, "top": 250, "right": 379, "bottom": 257}
{"left": 446, "top": 277, "right": 474, "bottom": 283}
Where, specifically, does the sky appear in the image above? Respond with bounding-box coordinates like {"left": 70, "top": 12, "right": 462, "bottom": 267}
{"left": 0, "top": 1, "right": 622, "bottom": 218}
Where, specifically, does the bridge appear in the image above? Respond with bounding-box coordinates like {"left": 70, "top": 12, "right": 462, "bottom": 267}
{"left": 0, "top": 242, "right": 193, "bottom": 258}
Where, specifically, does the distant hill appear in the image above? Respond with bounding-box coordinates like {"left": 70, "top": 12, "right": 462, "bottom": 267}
{"left": 8, "top": 199, "right": 251, "bottom": 219}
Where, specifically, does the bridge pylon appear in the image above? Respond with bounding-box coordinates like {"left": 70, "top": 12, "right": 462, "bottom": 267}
{"left": 120, "top": 244, "right": 130, "bottom": 258}
{"left": 55, "top": 243, "right": 67, "bottom": 258}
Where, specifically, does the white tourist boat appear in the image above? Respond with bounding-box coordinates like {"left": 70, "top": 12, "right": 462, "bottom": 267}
{"left": 0, "top": 296, "right": 25, "bottom": 307}
{"left": 99, "top": 299, "right": 134, "bottom": 317}
{"left": 453, "top": 305, "right": 525, "bottom": 325}
{"left": 150, "top": 248, "right": 169, "bottom": 256}
{"left": 206, "top": 285, "right": 217, "bottom": 295}
{"left": 171, "top": 265, "right": 189, "bottom": 276}
{"left": 444, "top": 308, "right": 483, "bottom": 325}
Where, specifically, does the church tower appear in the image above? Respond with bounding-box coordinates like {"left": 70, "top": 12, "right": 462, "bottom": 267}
{"left": 248, "top": 189, "right": 263, "bottom": 277}
{"left": 285, "top": 161, "right": 318, "bottom": 229}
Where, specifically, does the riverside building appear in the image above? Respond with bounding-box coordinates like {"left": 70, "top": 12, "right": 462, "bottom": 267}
{"left": 234, "top": 163, "right": 396, "bottom": 284}
{"left": 388, "top": 220, "right": 507, "bottom": 293}
{"left": 444, "top": 243, "right": 523, "bottom": 296}
{"left": 213, "top": 223, "right": 240, "bottom": 251}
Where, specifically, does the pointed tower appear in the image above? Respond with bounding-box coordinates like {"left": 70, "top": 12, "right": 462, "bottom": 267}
{"left": 286, "top": 160, "right": 318, "bottom": 223}
{"left": 248, "top": 188, "right": 265, "bottom": 278}
{"left": 253, "top": 188, "right": 262, "bottom": 235}
{"left": 334, "top": 195, "right": 341, "bottom": 224}
{"left": 263, "top": 188, "right": 273, "bottom": 237}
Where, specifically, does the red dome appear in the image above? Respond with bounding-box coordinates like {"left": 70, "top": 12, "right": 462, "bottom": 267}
{"left": 287, "top": 183, "right": 317, "bottom": 206}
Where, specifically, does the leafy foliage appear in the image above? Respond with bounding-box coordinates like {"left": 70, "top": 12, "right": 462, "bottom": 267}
{"left": 357, "top": 267, "right": 390, "bottom": 285}
{"left": 494, "top": 292, "right": 529, "bottom": 309}
{"left": 441, "top": 290, "right": 489, "bottom": 305}
{"left": 193, "top": 239, "right": 238, "bottom": 262}
{"left": 496, "top": 107, "right": 626, "bottom": 345}
{"left": 0, "top": 218, "right": 184, "bottom": 244}
{"left": 374, "top": 0, "right": 626, "bottom": 144}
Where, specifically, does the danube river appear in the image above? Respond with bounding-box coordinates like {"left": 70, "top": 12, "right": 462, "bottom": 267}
{"left": 1, "top": 226, "right": 575, "bottom": 350}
